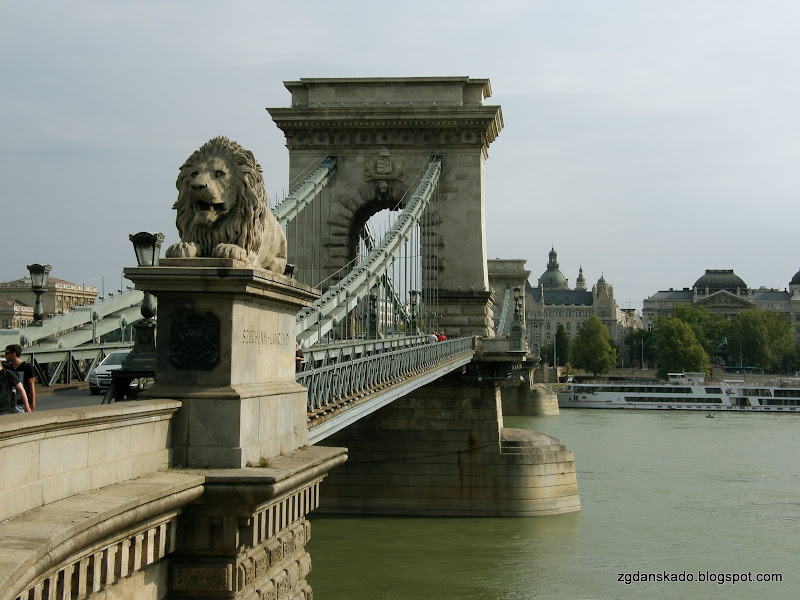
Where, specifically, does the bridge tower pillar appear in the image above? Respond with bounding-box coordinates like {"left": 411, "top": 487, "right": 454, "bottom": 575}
{"left": 269, "top": 76, "right": 504, "bottom": 337}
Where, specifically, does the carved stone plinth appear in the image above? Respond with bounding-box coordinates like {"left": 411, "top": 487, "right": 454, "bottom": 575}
{"left": 170, "top": 446, "right": 347, "bottom": 600}
{"left": 125, "top": 258, "right": 320, "bottom": 468}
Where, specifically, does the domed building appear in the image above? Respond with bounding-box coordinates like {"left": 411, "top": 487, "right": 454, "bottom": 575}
{"left": 521, "top": 247, "right": 638, "bottom": 357}
{"left": 642, "top": 268, "right": 800, "bottom": 338}
{"left": 537, "top": 246, "right": 570, "bottom": 290}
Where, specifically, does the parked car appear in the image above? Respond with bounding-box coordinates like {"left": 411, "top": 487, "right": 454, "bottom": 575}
{"left": 88, "top": 350, "right": 131, "bottom": 395}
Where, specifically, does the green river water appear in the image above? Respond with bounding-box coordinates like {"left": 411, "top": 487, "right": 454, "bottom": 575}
{"left": 307, "top": 409, "right": 800, "bottom": 599}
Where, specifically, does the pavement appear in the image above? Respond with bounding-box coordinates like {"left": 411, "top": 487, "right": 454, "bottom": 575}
{"left": 37, "top": 381, "right": 90, "bottom": 395}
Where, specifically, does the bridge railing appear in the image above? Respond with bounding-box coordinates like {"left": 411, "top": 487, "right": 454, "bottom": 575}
{"left": 297, "top": 336, "right": 474, "bottom": 414}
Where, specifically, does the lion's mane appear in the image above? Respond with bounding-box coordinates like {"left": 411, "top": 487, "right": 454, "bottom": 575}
{"left": 168, "top": 136, "right": 287, "bottom": 273}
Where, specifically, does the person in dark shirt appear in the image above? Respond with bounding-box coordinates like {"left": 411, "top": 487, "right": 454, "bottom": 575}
{"left": 0, "top": 359, "right": 30, "bottom": 415}
{"left": 5, "top": 344, "right": 36, "bottom": 411}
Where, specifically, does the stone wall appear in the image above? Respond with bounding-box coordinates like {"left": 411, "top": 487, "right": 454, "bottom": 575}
{"left": 0, "top": 399, "right": 180, "bottom": 524}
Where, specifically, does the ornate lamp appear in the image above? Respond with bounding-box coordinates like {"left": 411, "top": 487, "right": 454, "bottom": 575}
{"left": 510, "top": 286, "right": 527, "bottom": 351}
{"left": 27, "top": 263, "right": 51, "bottom": 325}
{"left": 368, "top": 287, "right": 379, "bottom": 339}
{"left": 119, "top": 232, "right": 163, "bottom": 375}
{"left": 129, "top": 232, "right": 163, "bottom": 319}
{"left": 130, "top": 232, "right": 164, "bottom": 268}
{"left": 409, "top": 290, "right": 419, "bottom": 335}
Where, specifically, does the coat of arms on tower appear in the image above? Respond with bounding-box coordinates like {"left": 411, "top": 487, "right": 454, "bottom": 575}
{"left": 364, "top": 148, "right": 405, "bottom": 182}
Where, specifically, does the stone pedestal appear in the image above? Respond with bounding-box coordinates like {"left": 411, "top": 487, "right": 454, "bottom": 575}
{"left": 125, "top": 258, "right": 319, "bottom": 468}
{"left": 170, "top": 446, "right": 347, "bottom": 600}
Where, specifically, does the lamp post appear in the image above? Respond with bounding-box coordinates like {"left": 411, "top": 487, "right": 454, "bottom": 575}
{"left": 129, "top": 232, "right": 163, "bottom": 319}
{"left": 368, "top": 287, "right": 379, "bottom": 339}
{"left": 510, "top": 286, "right": 526, "bottom": 351}
{"left": 27, "top": 263, "right": 51, "bottom": 326}
{"left": 409, "top": 290, "right": 418, "bottom": 335}
{"left": 120, "top": 232, "right": 163, "bottom": 373}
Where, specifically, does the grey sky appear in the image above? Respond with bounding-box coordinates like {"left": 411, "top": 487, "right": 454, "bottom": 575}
{"left": 2, "top": 1, "right": 798, "bottom": 310}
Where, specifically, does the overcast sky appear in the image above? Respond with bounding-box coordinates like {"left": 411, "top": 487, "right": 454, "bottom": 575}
{"left": 2, "top": 0, "right": 798, "bottom": 310}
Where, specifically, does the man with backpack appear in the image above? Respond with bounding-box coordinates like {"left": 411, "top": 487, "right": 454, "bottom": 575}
{"left": 4, "top": 344, "right": 36, "bottom": 411}
{"left": 0, "top": 357, "right": 30, "bottom": 415}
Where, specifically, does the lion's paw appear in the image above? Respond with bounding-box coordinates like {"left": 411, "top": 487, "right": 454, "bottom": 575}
{"left": 165, "top": 241, "right": 197, "bottom": 258}
{"left": 212, "top": 243, "right": 248, "bottom": 262}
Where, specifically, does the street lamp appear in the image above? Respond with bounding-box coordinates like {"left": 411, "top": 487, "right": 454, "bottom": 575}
{"left": 409, "top": 290, "right": 418, "bottom": 335}
{"left": 513, "top": 287, "right": 522, "bottom": 318}
{"left": 368, "top": 287, "right": 379, "bottom": 339}
{"left": 119, "top": 232, "right": 163, "bottom": 375}
{"left": 27, "top": 263, "right": 51, "bottom": 325}
{"left": 129, "top": 232, "right": 164, "bottom": 268}
{"left": 510, "top": 286, "right": 526, "bottom": 351}
{"left": 129, "top": 232, "right": 163, "bottom": 319}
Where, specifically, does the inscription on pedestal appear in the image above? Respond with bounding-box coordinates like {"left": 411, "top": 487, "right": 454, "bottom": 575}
{"left": 170, "top": 311, "right": 220, "bottom": 370}
{"left": 242, "top": 330, "right": 290, "bottom": 346}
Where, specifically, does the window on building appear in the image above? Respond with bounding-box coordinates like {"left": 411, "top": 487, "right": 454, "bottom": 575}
{"left": 546, "top": 323, "right": 551, "bottom": 330}
{"left": 546, "top": 333, "right": 551, "bottom": 340}
{"left": 555, "top": 311, "right": 560, "bottom": 318}
{"left": 566, "top": 323, "right": 570, "bottom": 330}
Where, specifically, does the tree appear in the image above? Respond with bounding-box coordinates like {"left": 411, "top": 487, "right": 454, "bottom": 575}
{"left": 539, "top": 342, "right": 555, "bottom": 365}
{"left": 555, "top": 323, "right": 571, "bottom": 366}
{"left": 726, "top": 309, "right": 793, "bottom": 372}
{"left": 671, "top": 305, "right": 728, "bottom": 359}
{"left": 624, "top": 328, "right": 656, "bottom": 369}
{"left": 653, "top": 317, "right": 709, "bottom": 379}
{"left": 572, "top": 315, "right": 616, "bottom": 376}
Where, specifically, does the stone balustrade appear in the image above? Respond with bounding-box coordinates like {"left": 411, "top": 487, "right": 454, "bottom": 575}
{"left": 0, "top": 400, "right": 181, "bottom": 524}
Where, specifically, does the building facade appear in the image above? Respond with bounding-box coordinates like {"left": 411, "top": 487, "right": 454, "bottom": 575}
{"left": 643, "top": 268, "right": 800, "bottom": 338}
{"left": 524, "top": 247, "right": 636, "bottom": 358}
{"left": 0, "top": 276, "right": 97, "bottom": 326}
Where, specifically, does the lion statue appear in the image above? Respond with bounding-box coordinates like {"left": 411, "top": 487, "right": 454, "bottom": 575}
{"left": 165, "top": 136, "right": 288, "bottom": 273}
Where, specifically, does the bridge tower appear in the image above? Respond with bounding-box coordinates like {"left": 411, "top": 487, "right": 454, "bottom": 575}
{"left": 269, "top": 77, "right": 503, "bottom": 338}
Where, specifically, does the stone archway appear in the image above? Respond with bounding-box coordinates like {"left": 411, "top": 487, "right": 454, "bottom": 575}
{"left": 269, "top": 77, "right": 503, "bottom": 337}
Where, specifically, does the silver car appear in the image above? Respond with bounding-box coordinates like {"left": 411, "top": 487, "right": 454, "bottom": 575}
{"left": 88, "top": 350, "right": 131, "bottom": 395}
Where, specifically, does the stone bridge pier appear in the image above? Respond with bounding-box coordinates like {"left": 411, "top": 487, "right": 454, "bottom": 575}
{"left": 316, "top": 343, "right": 580, "bottom": 517}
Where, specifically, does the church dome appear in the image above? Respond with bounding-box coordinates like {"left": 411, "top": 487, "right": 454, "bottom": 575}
{"left": 791, "top": 268, "right": 800, "bottom": 286}
{"left": 693, "top": 269, "right": 747, "bottom": 293}
{"left": 537, "top": 246, "right": 569, "bottom": 290}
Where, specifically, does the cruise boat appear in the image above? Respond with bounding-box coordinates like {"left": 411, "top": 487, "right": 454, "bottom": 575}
{"left": 557, "top": 372, "right": 800, "bottom": 412}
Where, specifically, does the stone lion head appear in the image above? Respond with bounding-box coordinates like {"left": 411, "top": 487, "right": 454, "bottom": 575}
{"left": 165, "top": 136, "right": 287, "bottom": 273}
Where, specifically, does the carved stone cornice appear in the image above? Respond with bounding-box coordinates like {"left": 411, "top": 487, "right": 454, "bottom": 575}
{"left": 269, "top": 106, "right": 503, "bottom": 153}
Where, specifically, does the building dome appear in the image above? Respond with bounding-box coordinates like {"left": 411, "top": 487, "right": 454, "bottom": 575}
{"left": 537, "top": 246, "right": 569, "bottom": 290}
{"left": 693, "top": 269, "right": 747, "bottom": 293}
{"left": 597, "top": 273, "right": 607, "bottom": 285}
{"left": 791, "top": 268, "right": 800, "bottom": 286}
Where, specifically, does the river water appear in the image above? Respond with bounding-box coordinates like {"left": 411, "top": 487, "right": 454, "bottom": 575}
{"left": 307, "top": 409, "right": 800, "bottom": 599}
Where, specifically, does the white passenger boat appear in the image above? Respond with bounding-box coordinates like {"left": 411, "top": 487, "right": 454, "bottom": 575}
{"left": 557, "top": 372, "right": 800, "bottom": 412}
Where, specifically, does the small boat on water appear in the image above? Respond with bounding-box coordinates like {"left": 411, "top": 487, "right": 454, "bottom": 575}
{"left": 557, "top": 372, "right": 800, "bottom": 413}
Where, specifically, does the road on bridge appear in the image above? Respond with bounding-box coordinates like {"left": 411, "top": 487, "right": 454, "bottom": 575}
{"left": 36, "top": 385, "right": 104, "bottom": 411}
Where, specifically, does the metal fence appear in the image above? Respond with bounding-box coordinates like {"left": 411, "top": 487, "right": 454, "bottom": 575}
{"left": 297, "top": 335, "right": 474, "bottom": 414}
